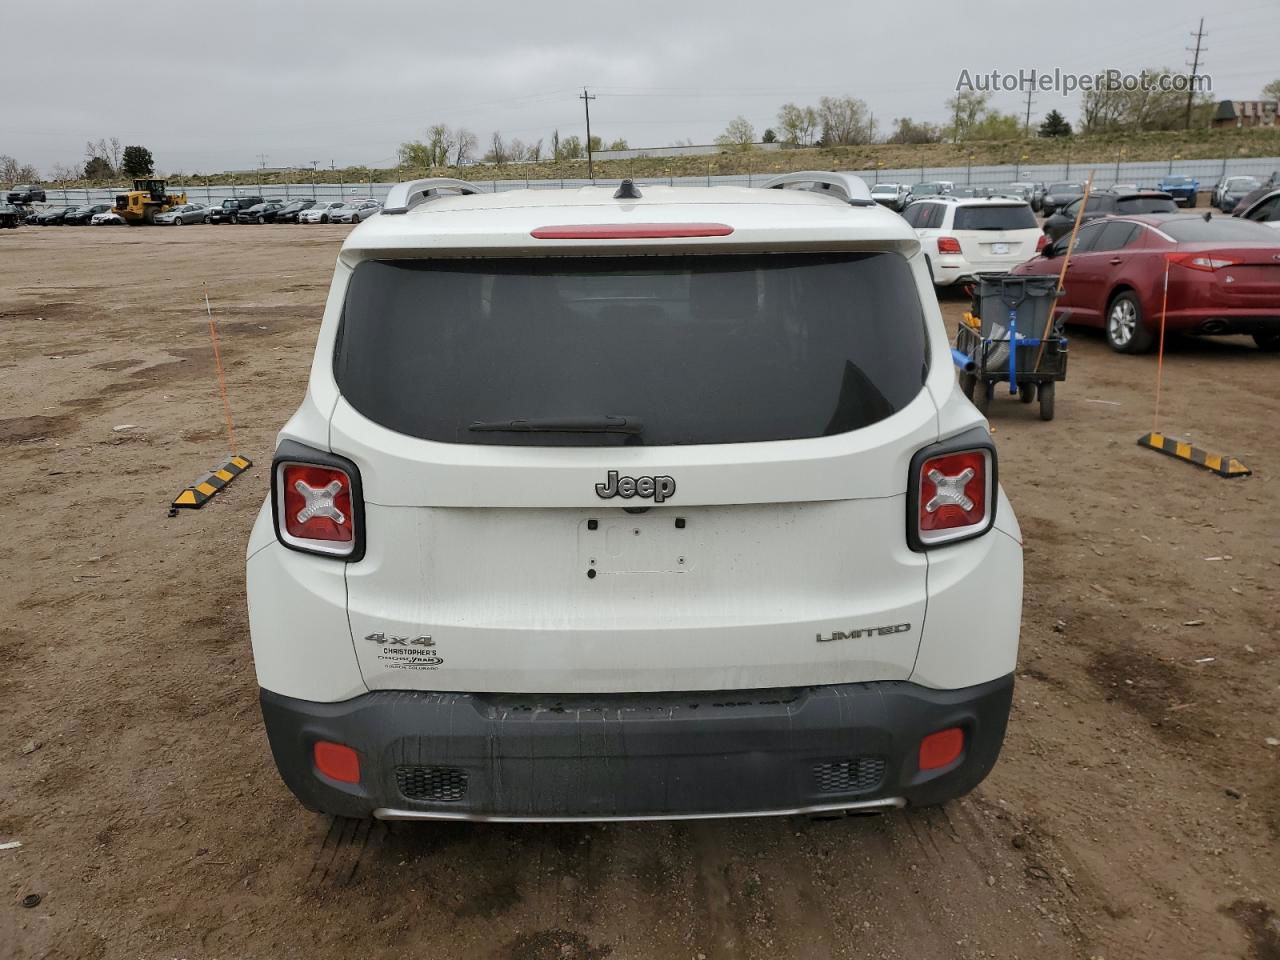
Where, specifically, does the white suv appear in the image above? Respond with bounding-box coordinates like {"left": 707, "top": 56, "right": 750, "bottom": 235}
{"left": 905, "top": 196, "right": 1046, "bottom": 286}
{"left": 246, "top": 172, "right": 1023, "bottom": 822}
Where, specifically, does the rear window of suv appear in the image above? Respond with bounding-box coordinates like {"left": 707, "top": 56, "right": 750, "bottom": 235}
{"left": 334, "top": 252, "right": 929, "bottom": 446}
{"left": 953, "top": 205, "right": 1036, "bottom": 230}
{"left": 1115, "top": 196, "right": 1177, "bottom": 214}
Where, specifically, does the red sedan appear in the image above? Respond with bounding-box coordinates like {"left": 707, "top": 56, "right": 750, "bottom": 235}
{"left": 1012, "top": 213, "right": 1280, "bottom": 353}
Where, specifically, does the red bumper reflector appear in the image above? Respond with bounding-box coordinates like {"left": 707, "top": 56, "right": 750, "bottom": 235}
{"left": 531, "top": 222, "right": 734, "bottom": 239}
{"left": 314, "top": 740, "right": 361, "bottom": 783}
{"left": 918, "top": 727, "right": 965, "bottom": 771}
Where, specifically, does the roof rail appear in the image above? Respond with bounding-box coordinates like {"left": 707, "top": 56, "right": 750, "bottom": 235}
{"left": 758, "top": 172, "right": 876, "bottom": 207}
{"left": 381, "top": 177, "right": 485, "bottom": 215}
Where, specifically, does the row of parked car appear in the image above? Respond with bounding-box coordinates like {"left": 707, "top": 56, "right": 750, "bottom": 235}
{"left": 1, "top": 194, "right": 383, "bottom": 227}
{"left": 887, "top": 181, "right": 1280, "bottom": 356}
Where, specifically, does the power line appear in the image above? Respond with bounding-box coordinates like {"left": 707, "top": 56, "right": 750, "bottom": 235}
{"left": 1185, "top": 17, "right": 1207, "bottom": 130}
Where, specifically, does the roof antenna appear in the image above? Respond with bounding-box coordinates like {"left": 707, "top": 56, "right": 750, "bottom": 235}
{"left": 614, "top": 179, "right": 642, "bottom": 200}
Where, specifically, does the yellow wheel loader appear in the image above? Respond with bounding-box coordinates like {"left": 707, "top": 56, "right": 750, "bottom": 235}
{"left": 113, "top": 178, "right": 187, "bottom": 225}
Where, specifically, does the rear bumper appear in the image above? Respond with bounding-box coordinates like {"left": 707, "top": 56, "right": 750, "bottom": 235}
{"left": 260, "top": 674, "right": 1014, "bottom": 821}
{"left": 1164, "top": 310, "right": 1280, "bottom": 335}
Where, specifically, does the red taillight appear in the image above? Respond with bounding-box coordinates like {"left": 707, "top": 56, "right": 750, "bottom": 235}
{"left": 915, "top": 449, "right": 992, "bottom": 547}
{"left": 1167, "top": 252, "right": 1241, "bottom": 272}
{"left": 313, "top": 741, "right": 361, "bottom": 783}
{"left": 531, "top": 222, "right": 734, "bottom": 239}
{"left": 1035, "top": 233, "right": 1049, "bottom": 252}
{"left": 936, "top": 236, "right": 962, "bottom": 254}
{"left": 919, "top": 728, "right": 964, "bottom": 771}
{"left": 277, "top": 462, "right": 356, "bottom": 556}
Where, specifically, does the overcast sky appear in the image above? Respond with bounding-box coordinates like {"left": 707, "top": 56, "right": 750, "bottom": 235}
{"left": 6, "top": 0, "right": 1278, "bottom": 176}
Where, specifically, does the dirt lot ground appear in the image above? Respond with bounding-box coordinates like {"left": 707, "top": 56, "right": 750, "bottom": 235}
{"left": 1, "top": 225, "right": 1277, "bottom": 960}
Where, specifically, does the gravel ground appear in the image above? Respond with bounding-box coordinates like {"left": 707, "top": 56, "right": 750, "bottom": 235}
{"left": 1, "top": 225, "right": 1277, "bottom": 960}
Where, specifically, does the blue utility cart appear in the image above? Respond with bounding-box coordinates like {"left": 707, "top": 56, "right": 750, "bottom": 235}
{"left": 954, "top": 275, "right": 1068, "bottom": 421}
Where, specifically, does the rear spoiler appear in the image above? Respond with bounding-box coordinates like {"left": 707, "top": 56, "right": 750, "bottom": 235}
{"left": 759, "top": 172, "right": 876, "bottom": 207}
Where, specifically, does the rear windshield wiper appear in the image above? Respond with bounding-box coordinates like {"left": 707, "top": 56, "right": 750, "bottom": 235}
{"left": 468, "top": 415, "right": 644, "bottom": 435}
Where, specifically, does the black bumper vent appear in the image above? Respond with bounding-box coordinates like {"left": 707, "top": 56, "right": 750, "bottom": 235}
{"left": 812, "top": 758, "right": 886, "bottom": 795}
{"left": 396, "top": 765, "right": 468, "bottom": 803}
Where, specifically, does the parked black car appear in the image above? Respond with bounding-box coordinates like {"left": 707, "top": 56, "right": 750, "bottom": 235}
{"left": 7, "top": 184, "right": 47, "bottom": 203}
{"left": 35, "top": 205, "right": 78, "bottom": 225}
{"left": 273, "top": 199, "right": 317, "bottom": 223}
{"left": 0, "top": 202, "right": 23, "bottom": 228}
{"left": 1040, "top": 182, "right": 1086, "bottom": 217}
{"left": 1041, "top": 190, "right": 1178, "bottom": 241}
{"left": 62, "top": 203, "right": 113, "bottom": 225}
{"left": 209, "top": 196, "right": 264, "bottom": 224}
{"left": 236, "top": 200, "right": 287, "bottom": 223}
{"left": 24, "top": 207, "right": 42, "bottom": 224}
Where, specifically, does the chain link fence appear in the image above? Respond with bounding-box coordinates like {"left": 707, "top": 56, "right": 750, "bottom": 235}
{"left": 37, "top": 156, "right": 1280, "bottom": 207}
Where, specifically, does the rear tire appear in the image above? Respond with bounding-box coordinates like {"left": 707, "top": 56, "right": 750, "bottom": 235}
{"left": 1253, "top": 333, "right": 1280, "bottom": 352}
{"left": 1105, "top": 292, "right": 1154, "bottom": 354}
{"left": 257, "top": 215, "right": 265, "bottom": 224}
{"left": 1188, "top": 193, "right": 1197, "bottom": 208}
{"left": 960, "top": 372, "right": 977, "bottom": 399}
{"left": 1038, "top": 381, "right": 1056, "bottom": 421}
{"left": 1019, "top": 383, "right": 1036, "bottom": 404}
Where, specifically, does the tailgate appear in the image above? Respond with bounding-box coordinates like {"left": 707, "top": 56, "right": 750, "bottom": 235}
{"left": 346, "top": 498, "right": 927, "bottom": 693}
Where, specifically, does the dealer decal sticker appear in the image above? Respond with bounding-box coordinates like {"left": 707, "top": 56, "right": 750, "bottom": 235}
{"left": 364, "top": 632, "right": 443, "bottom": 671}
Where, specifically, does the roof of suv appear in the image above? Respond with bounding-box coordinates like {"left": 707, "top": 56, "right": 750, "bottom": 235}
{"left": 342, "top": 183, "right": 920, "bottom": 255}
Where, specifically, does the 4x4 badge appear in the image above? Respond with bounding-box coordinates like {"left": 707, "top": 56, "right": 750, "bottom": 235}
{"left": 595, "top": 470, "right": 676, "bottom": 503}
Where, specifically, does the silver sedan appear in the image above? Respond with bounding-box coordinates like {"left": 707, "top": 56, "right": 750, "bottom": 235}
{"left": 155, "top": 202, "right": 209, "bottom": 225}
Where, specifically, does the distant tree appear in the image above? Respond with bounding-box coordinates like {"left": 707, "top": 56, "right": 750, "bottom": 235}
{"left": 1080, "top": 67, "right": 1208, "bottom": 133}
{"left": 0, "top": 155, "right": 39, "bottom": 182}
{"left": 607, "top": 138, "right": 629, "bottom": 151}
{"left": 886, "top": 117, "right": 942, "bottom": 144}
{"left": 817, "top": 96, "right": 872, "bottom": 145}
{"left": 83, "top": 156, "right": 113, "bottom": 179}
{"left": 1263, "top": 78, "right": 1280, "bottom": 101}
{"left": 1038, "top": 109, "right": 1072, "bottom": 138}
{"left": 453, "top": 129, "right": 477, "bottom": 165}
{"left": 560, "top": 135, "right": 583, "bottom": 159}
{"left": 50, "top": 162, "right": 80, "bottom": 181}
{"left": 969, "top": 112, "right": 1021, "bottom": 140}
{"left": 588, "top": 135, "right": 602, "bottom": 153}
{"left": 485, "top": 131, "right": 509, "bottom": 164}
{"left": 716, "top": 115, "right": 756, "bottom": 149}
{"left": 551, "top": 129, "right": 562, "bottom": 160}
{"left": 529, "top": 138, "right": 544, "bottom": 161}
{"left": 121, "top": 145, "right": 153, "bottom": 177}
{"left": 669, "top": 137, "right": 696, "bottom": 148}
{"left": 776, "top": 103, "right": 818, "bottom": 146}
{"left": 944, "top": 91, "right": 990, "bottom": 142}
{"left": 761, "top": 128, "right": 777, "bottom": 143}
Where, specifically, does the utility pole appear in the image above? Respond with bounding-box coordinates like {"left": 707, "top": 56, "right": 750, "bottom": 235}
{"left": 1184, "top": 17, "right": 1206, "bottom": 130}
{"left": 580, "top": 87, "right": 596, "bottom": 180}
{"left": 1022, "top": 87, "right": 1035, "bottom": 138}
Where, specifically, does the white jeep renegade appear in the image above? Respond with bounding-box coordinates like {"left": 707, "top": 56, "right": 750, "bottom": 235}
{"left": 245, "top": 172, "right": 1023, "bottom": 822}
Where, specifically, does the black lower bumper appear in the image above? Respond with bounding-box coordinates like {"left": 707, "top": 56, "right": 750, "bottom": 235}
{"left": 260, "top": 675, "right": 1014, "bottom": 820}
